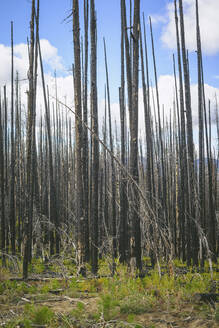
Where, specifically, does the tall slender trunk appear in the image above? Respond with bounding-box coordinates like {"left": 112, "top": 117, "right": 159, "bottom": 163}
{"left": 90, "top": 0, "right": 99, "bottom": 274}
{"left": 179, "top": 0, "right": 198, "bottom": 266}
{"left": 10, "top": 21, "right": 16, "bottom": 255}
{"left": 196, "top": 0, "right": 205, "bottom": 265}
{"left": 140, "top": 21, "right": 155, "bottom": 266}
{"left": 73, "top": 0, "right": 85, "bottom": 265}
{"left": 38, "top": 39, "right": 57, "bottom": 257}
{"left": 23, "top": 0, "right": 35, "bottom": 278}
{"left": 103, "top": 38, "right": 117, "bottom": 259}
{"left": 203, "top": 99, "right": 217, "bottom": 261}
{"left": 129, "top": 0, "right": 141, "bottom": 271}
{"left": 119, "top": 0, "right": 128, "bottom": 263}
{"left": 83, "top": 0, "right": 90, "bottom": 262}
{"left": 0, "top": 92, "right": 5, "bottom": 265}
{"left": 149, "top": 17, "right": 167, "bottom": 230}
{"left": 174, "top": 0, "right": 187, "bottom": 261}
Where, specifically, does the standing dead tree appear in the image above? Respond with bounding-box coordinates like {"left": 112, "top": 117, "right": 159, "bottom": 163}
{"left": 23, "top": 0, "right": 36, "bottom": 279}
{"left": 90, "top": 0, "right": 99, "bottom": 274}
{"left": 73, "top": 0, "right": 85, "bottom": 265}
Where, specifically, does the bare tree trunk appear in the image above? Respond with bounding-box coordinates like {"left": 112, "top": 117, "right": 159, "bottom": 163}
{"left": 0, "top": 92, "right": 6, "bottom": 265}
{"left": 103, "top": 38, "right": 117, "bottom": 259}
{"left": 203, "top": 99, "right": 217, "bottom": 261}
{"left": 23, "top": 0, "right": 35, "bottom": 278}
{"left": 38, "top": 38, "right": 58, "bottom": 257}
{"left": 129, "top": 0, "right": 141, "bottom": 271}
{"left": 140, "top": 19, "right": 155, "bottom": 267}
{"left": 10, "top": 21, "right": 16, "bottom": 255}
{"left": 119, "top": 0, "right": 128, "bottom": 263}
{"left": 103, "top": 88, "right": 109, "bottom": 238}
{"left": 150, "top": 17, "right": 167, "bottom": 232}
{"left": 15, "top": 72, "right": 22, "bottom": 255}
{"left": 83, "top": 0, "right": 90, "bottom": 262}
{"left": 73, "top": 0, "right": 85, "bottom": 265}
{"left": 179, "top": 0, "right": 198, "bottom": 266}
{"left": 90, "top": 0, "right": 99, "bottom": 274}
{"left": 174, "top": 0, "right": 187, "bottom": 261}
{"left": 196, "top": 0, "right": 205, "bottom": 266}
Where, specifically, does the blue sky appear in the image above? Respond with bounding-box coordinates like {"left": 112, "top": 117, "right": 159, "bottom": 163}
{"left": 1, "top": 0, "right": 219, "bottom": 141}
{"left": 1, "top": 1, "right": 219, "bottom": 88}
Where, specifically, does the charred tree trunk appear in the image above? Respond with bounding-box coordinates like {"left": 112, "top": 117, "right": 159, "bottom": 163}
{"left": 196, "top": 0, "right": 205, "bottom": 265}
{"left": 10, "top": 21, "right": 16, "bottom": 255}
{"left": 103, "top": 38, "right": 117, "bottom": 259}
{"left": 119, "top": 0, "right": 128, "bottom": 263}
{"left": 0, "top": 92, "right": 6, "bottom": 265}
{"left": 23, "top": 0, "right": 35, "bottom": 279}
{"left": 174, "top": 0, "right": 188, "bottom": 262}
{"left": 90, "top": 0, "right": 99, "bottom": 274}
{"left": 83, "top": 0, "right": 90, "bottom": 262}
{"left": 179, "top": 0, "right": 198, "bottom": 266}
{"left": 73, "top": 0, "right": 85, "bottom": 265}
{"left": 129, "top": 0, "right": 141, "bottom": 271}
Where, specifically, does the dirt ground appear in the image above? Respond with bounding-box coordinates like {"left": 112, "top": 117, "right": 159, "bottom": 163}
{"left": 0, "top": 291, "right": 218, "bottom": 328}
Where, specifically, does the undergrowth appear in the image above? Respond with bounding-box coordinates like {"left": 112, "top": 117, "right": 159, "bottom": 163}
{"left": 0, "top": 257, "right": 218, "bottom": 327}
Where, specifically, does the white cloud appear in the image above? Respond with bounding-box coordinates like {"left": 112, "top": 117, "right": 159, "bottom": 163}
{"left": 0, "top": 39, "right": 65, "bottom": 86}
{"left": 40, "top": 39, "right": 64, "bottom": 71}
{"left": 147, "top": 75, "right": 219, "bottom": 127}
{"left": 10, "top": 72, "right": 74, "bottom": 130}
{"left": 0, "top": 44, "right": 28, "bottom": 85}
{"left": 150, "top": 14, "right": 167, "bottom": 25}
{"left": 161, "top": 0, "right": 219, "bottom": 55}
{"left": 1, "top": 39, "right": 218, "bottom": 143}
{"left": 98, "top": 75, "right": 219, "bottom": 142}
{"left": 0, "top": 40, "right": 73, "bottom": 129}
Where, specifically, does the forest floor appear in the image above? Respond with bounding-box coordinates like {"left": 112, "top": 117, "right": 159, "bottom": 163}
{"left": 0, "top": 257, "right": 219, "bottom": 328}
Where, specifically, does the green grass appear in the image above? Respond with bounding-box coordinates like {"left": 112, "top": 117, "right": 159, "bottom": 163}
{"left": 32, "top": 306, "right": 54, "bottom": 325}
{"left": 99, "top": 293, "right": 120, "bottom": 320}
{"left": 4, "top": 305, "right": 55, "bottom": 328}
{"left": 1, "top": 257, "right": 218, "bottom": 327}
{"left": 215, "top": 306, "right": 219, "bottom": 322}
{"left": 120, "top": 295, "right": 152, "bottom": 314}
